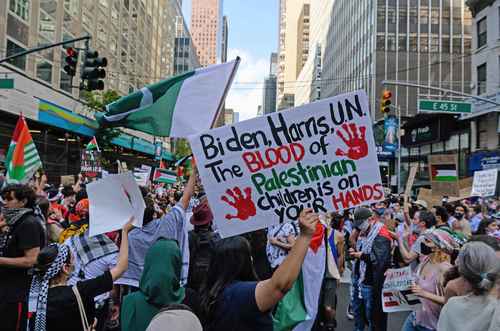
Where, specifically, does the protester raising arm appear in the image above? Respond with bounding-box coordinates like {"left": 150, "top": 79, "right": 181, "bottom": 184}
{"left": 110, "top": 217, "right": 135, "bottom": 281}
{"left": 255, "top": 208, "right": 318, "bottom": 312}
{"left": 180, "top": 166, "right": 197, "bottom": 210}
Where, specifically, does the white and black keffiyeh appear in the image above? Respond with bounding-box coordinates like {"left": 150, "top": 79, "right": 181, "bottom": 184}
{"left": 28, "top": 244, "right": 70, "bottom": 331}
{"left": 359, "top": 221, "right": 384, "bottom": 285}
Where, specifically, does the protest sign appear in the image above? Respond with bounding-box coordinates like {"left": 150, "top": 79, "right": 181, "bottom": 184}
{"left": 429, "top": 154, "right": 459, "bottom": 197}
{"left": 87, "top": 172, "right": 145, "bottom": 236}
{"left": 81, "top": 150, "right": 102, "bottom": 178}
{"left": 471, "top": 169, "right": 499, "bottom": 197}
{"left": 133, "top": 170, "right": 150, "bottom": 187}
{"left": 382, "top": 266, "right": 421, "bottom": 313}
{"left": 189, "top": 90, "right": 383, "bottom": 238}
{"left": 404, "top": 164, "right": 418, "bottom": 198}
{"left": 60, "top": 175, "right": 75, "bottom": 186}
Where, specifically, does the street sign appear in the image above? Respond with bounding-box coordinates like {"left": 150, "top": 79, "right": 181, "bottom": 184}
{"left": 0, "top": 78, "right": 14, "bottom": 89}
{"left": 418, "top": 99, "right": 471, "bottom": 114}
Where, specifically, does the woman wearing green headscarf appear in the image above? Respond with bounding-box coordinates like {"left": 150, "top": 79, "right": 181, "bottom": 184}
{"left": 121, "top": 239, "right": 185, "bottom": 331}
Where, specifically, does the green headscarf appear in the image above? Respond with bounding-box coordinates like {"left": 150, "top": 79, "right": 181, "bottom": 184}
{"left": 121, "top": 239, "right": 185, "bottom": 331}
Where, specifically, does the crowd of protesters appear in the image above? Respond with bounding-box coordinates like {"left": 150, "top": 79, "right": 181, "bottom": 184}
{"left": 0, "top": 167, "right": 499, "bottom": 331}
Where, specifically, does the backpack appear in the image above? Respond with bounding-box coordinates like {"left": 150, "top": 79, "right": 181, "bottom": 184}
{"left": 188, "top": 230, "right": 218, "bottom": 291}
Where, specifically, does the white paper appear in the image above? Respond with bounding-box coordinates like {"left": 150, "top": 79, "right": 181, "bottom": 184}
{"left": 189, "top": 90, "right": 383, "bottom": 238}
{"left": 88, "top": 172, "right": 145, "bottom": 236}
{"left": 471, "top": 169, "right": 498, "bottom": 197}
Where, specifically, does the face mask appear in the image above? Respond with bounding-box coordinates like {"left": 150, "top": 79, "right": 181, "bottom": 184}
{"left": 454, "top": 212, "right": 464, "bottom": 220}
{"left": 359, "top": 220, "right": 370, "bottom": 233}
{"left": 420, "top": 242, "right": 433, "bottom": 255}
{"left": 375, "top": 208, "right": 386, "bottom": 216}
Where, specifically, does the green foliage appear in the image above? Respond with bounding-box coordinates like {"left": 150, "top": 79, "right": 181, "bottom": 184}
{"left": 373, "top": 122, "right": 385, "bottom": 146}
{"left": 82, "top": 90, "right": 122, "bottom": 167}
{"left": 81, "top": 90, "right": 121, "bottom": 111}
{"left": 174, "top": 138, "right": 192, "bottom": 159}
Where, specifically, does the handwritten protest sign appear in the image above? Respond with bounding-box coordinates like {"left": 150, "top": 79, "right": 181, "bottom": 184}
{"left": 471, "top": 169, "right": 498, "bottom": 197}
{"left": 429, "top": 154, "right": 459, "bottom": 197}
{"left": 87, "top": 172, "right": 145, "bottom": 236}
{"left": 189, "top": 90, "right": 383, "bottom": 238}
{"left": 382, "top": 266, "right": 421, "bottom": 313}
{"left": 81, "top": 150, "right": 102, "bottom": 178}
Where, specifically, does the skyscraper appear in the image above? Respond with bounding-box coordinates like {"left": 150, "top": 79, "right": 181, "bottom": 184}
{"left": 277, "top": 0, "right": 310, "bottom": 110}
{"left": 263, "top": 52, "right": 278, "bottom": 114}
{"left": 190, "top": 0, "right": 223, "bottom": 66}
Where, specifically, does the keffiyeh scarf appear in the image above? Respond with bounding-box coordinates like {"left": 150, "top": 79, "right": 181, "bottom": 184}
{"left": 0, "top": 207, "right": 33, "bottom": 256}
{"left": 28, "top": 244, "right": 70, "bottom": 331}
{"left": 70, "top": 231, "right": 118, "bottom": 266}
{"left": 359, "top": 221, "right": 384, "bottom": 285}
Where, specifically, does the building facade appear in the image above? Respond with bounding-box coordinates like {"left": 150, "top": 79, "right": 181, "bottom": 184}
{"left": 1, "top": 0, "right": 184, "bottom": 97}
{"left": 277, "top": 0, "right": 310, "bottom": 110}
{"left": 174, "top": 15, "right": 200, "bottom": 75}
{"left": 190, "top": 0, "right": 223, "bottom": 66}
{"left": 0, "top": 0, "right": 187, "bottom": 179}
{"left": 465, "top": 0, "right": 499, "bottom": 157}
{"left": 262, "top": 52, "right": 278, "bottom": 114}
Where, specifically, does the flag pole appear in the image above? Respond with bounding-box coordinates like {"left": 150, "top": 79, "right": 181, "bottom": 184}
{"left": 209, "top": 56, "right": 241, "bottom": 129}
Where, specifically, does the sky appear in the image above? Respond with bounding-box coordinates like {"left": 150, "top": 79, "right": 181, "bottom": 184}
{"left": 182, "top": 0, "right": 278, "bottom": 121}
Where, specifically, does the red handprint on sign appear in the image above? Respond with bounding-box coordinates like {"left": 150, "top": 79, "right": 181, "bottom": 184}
{"left": 335, "top": 123, "right": 368, "bottom": 160}
{"left": 221, "top": 187, "right": 257, "bottom": 221}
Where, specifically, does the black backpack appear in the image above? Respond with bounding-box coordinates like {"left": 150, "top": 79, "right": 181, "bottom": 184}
{"left": 188, "top": 230, "right": 218, "bottom": 292}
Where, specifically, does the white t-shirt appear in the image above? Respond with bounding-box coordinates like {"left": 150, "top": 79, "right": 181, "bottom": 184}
{"left": 266, "top": 222, "right": 299, "bottom": 268}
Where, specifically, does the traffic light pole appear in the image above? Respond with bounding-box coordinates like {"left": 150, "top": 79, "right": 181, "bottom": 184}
{"left": 0, "top": 35, "right": 91, "bottom": 64}
{"left": 382, "top": 80, "right": 500, "bottom": 106}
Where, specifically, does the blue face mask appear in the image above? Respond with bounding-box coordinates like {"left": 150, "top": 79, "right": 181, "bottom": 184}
{"left": 375, "top": 208, "right": 386, "bottom": 216}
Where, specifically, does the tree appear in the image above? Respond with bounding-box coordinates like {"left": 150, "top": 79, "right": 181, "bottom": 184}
{"left": 81, "top": 90, "right": 122, "bottom": 167}
{"left": 174, "top": 138, "right": 192, "bottom": 159}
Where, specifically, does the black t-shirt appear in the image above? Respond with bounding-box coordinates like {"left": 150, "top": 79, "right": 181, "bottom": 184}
{"left": 209, "top": 281, "right": 273, "bottom": 331}
{"left": 44, "top": 270, "right": 113, "bottom": 331}
{"left": 0, "top": 213, "right": 46, "bottom": 302}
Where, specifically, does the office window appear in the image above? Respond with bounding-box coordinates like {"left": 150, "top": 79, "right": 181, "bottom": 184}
{"left": 477, "top": 63, "right": 487, "bottom": 95}
{"left": 6, "top": 39, "right": 26, "bottom": 70}
{"left": 477, "top": 17, "right": 487, "bottom": 48}
{"left": 39, "top": 10, "right": 56, "bottom": 41}
{"left": 36, "top": 60, "right": 52, "bottom": 83}
{"left": 9, "top": 0, "right": 30, "bottom": 21}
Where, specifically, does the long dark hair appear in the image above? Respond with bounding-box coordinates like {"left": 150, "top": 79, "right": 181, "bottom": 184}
{"left": 476, "top": 218, "right": 495, "bottom": 235}
{"left": 200, "top": 236, "right": 258, "bottom": 322}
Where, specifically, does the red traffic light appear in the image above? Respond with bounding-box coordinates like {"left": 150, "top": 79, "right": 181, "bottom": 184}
{"left": 66, "top": 47, "right": 77, "bottom": 57}
{"left": 382, "top": 90, "right": 392, "bottom": 100}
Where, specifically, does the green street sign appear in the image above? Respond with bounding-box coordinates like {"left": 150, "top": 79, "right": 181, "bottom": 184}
{"left": 418, "top": 99, "right": 472, "bottom": 114}
{"left": 0, "top": 78, "right": 14, "bottom": 89}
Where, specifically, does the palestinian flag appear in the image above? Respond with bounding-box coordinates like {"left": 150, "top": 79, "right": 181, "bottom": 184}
{"left": 5, "top": 115, "right": 42, "bottom": 184}
{"left": 96, "top": 58, "right": 240, "bottom": 138}
{"left": 153, "top": 168, "right": 177, "bottom": 184}
{"left": 86, "top": 136, "right": 100, "bottom": 151}
{"left": 273, "top": 223, "right": 326, "bottom": 331}
{"left": 431, "top": 164, "right": 457, "bottom": 182}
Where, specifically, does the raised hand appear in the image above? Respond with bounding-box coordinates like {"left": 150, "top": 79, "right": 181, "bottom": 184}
{"left": 335, "top": 123, "right": 368, "bottom": 160}
{"left": 221, "top": 187, "right": 256, "bottom": 221}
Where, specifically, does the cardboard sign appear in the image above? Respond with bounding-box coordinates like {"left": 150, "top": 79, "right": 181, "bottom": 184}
{"left": 428, "top": 154, "right": 459, "bottom": 197}
{"left": 404, "top": 164, "right": 418, "bottom": 198}
{"left": 382, "top": 266, "right": 421, "bottom": 313}
{"left": 471, "top": 169, "right": 498, "bottom": 197}
{"left": 60, "top": 175, "right": 75, "bottom": 186}
{"left": 189, "top": 90, "right": 383, "bottom": 238}
{"left": 81, "top": 150, "right": 102, "bottom": 178}
{"left": 87, "top": 172, "right": 145, "bottom": 236}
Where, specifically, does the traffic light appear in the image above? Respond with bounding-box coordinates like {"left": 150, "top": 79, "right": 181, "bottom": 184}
{"left": 380, "top": 90, "right": 392, "bottom": 114}
{"left": 63, "top": 46, "right": 79, "bottom": 76}
{"left": 80, "top": 49, "right": 107, "bottom": 91}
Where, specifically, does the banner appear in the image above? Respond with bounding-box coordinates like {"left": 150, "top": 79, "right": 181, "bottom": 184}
{"left": 189, "top": 90, "right": 383, "bottom": 238}
{"left": 383, "top": 115, "right": 398, "bottom": 152}
{"left": 471, "top": 169, "right": 498, "bottom": 197}
{"left": 81, "top": 150, "right": 102, "bottom": 178}
{"left": 87, "top": 172, "right": 145, "bottom": 236}
{"left": 382, "top": 266, "right": 421, "bottom": 313}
